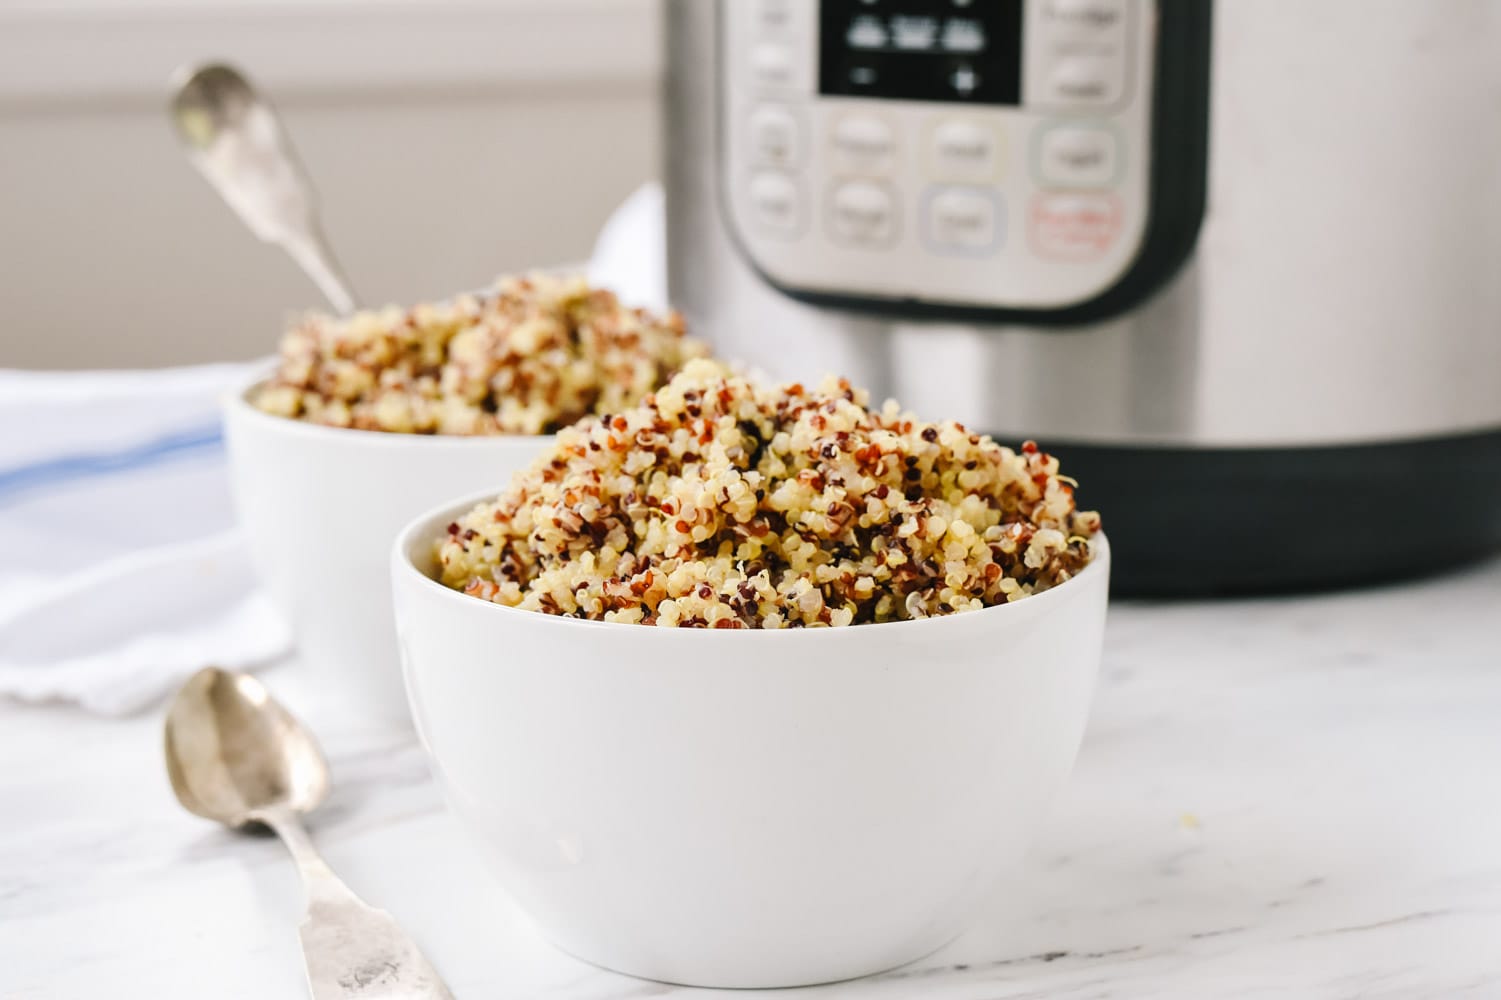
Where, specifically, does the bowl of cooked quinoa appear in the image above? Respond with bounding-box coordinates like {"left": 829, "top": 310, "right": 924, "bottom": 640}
{"left": 391, "top": 359, "right": 1110, "bottom": 987}
{"left": 224, "top": 273, "right": 708, "bottom": 723}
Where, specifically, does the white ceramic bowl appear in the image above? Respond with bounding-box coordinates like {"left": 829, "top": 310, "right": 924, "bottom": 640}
{"left": 392, "top": 495, "right": 1110, "bottom": 988}
{"left": 224, "top": 378, "right": 551, "bottom": 723}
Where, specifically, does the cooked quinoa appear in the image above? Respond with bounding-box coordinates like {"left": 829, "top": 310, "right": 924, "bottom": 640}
{"left": 435, "top": 359, "right": 1101, "bottom": 629}
{"left": 251, "top": 273, "right": 708, "bottom": 435}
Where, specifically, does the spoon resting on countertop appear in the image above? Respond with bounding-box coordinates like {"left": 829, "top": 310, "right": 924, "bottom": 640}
{"left": 165, "top": 667, "right": 455, "bottom": 999}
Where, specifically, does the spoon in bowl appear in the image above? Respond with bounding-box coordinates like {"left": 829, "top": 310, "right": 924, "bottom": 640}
{"left": 168, "top": 62, "right": 360, "bottom": 315}
{"left": 165, "top": 667, "right": 454, "bottom": 999}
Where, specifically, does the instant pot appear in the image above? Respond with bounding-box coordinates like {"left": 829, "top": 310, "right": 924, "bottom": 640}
{"left": 663, "top": 0, "right": 1501, "bottom": 594}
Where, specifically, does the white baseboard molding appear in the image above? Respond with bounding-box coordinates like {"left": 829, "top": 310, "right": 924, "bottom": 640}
{"left": 0, "top": 0, "right": 662, "bottom": 108}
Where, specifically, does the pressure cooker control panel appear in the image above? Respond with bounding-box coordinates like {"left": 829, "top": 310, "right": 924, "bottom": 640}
{"left": 719, "top": 0, "right": 1185, "bottom": 316}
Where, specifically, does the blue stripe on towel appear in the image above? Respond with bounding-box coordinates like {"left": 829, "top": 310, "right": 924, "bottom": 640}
{"left": 0, "top": 424, "right": 224, "bottom": 504}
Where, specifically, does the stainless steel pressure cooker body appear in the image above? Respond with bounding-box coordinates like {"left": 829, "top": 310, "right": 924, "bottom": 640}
{"left": 664, "top": 0, "right": 1501, "bottom": 593}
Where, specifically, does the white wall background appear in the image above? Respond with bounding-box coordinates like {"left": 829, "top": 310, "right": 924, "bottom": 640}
{"left": 0, "top": 0, "right": 662, "bottom": 369}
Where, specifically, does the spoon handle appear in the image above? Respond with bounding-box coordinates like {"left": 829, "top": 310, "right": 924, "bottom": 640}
{"left": 281, "top": 225, "right": 360, "bottom": 318}
{"left": 261, "top": 810, "right": 456, "bottom": 999}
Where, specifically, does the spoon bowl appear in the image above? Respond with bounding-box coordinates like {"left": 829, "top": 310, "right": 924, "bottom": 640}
{"left": 164, "top": 666, "right": 328, "bottom": 827}
{"left": 164, "top": 667, "right": 454, "bottom": 998}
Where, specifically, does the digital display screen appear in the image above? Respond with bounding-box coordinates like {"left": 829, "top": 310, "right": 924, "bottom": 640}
{"left": 818, "top": 0, "right": 1024, "bottom": 105}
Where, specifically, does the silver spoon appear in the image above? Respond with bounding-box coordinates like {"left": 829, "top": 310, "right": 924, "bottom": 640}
{"left": 169, "top": 63, "right": 360, "bottom": 315}
{"left": 165, "top": 667, "right": 454, "bottom": 999}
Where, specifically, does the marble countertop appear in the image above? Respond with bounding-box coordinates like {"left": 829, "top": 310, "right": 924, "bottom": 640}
{"left": 4, "top": 557, "right": 1500, "bottom": 999}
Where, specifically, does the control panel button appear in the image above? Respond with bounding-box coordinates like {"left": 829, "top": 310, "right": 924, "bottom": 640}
{"left": 754, "top": 0, "right": 793, "bottom": 31}
{"left": 1035, "top": 124, "right": 1118, "bottom": 188}
{"left": 748, "top": 171, "right": 804, "bottom": 236}
{"left": 1038, "top": 0, "right": 1128, "bottom": 37}
{"left": 1030, "top": 192, "right": 1122, "bottom": 259}
{"left": 923, "top": 187, "right": 1002, "bottom": 254}
{"left": 1041, "top": 55, "right": 1125, "bottom": 106}
{"left": 749, "top": 105, "right": 803, "bottom": 167}
{"left": 751, "top": 42, "right": 797, "bottom": 86}
{"left": 929, "top": 119, "right": 1002, "bottom": 181}
{"left": 830, "top": 114, "right": 896, "bottom": 173}
{"left": 828, "top": 180, "right": 897, "bottom": 247}
{"left": 947, "top": 61, "right": 983, "bottom": 99}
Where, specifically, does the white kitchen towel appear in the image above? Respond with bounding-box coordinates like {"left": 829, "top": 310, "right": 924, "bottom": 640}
{"left": 586, "top": 181, "right": 668, "bottom": 314}
{"left": 0, "top": 360, "right": 292, "bottom": 714}
{"left": 0, "top": 532, "right": 290, "bottom": 715}
{"left": 0, "top": 183, "right": 667, "bottom": 715}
